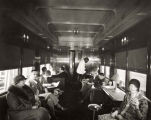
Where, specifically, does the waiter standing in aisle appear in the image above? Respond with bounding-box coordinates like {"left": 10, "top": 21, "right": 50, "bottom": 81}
{"left": 76, "top": 57, "right": 89, "bottom": 81}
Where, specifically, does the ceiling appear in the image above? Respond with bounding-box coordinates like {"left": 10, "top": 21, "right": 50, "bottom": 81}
{"left": 1, "top": 0, "right": 151, "bottom": 52}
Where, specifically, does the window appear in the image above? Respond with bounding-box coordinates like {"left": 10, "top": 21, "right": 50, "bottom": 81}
{"left": 129, "top": 71, "right": 147, "bottom": 92}
{"left": 115, "top": 69, "right": 126, "bottom": 87}
{"left": 22, "top": 67, "right": 33, "bottom": 78}
{"left": 0, "top": 71, "right": 6, "bottom": 93}
{"left": 105, "top": 66, "right": 110, "bottom": 78}
{"left": 0, "top": 69, "right": 18, "bottom": 93}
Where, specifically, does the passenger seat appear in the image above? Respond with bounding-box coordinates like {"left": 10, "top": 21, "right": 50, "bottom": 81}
{"left": 0, "top": 93, "right": 9, "bottom": 120}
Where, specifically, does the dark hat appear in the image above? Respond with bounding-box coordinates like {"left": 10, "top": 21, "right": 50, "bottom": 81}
{"left": 61, "top": 66, "right": 65, "bottom": 71}
{"left": 84, "top": 57, "right": 89, "bottom": 60}
{"left": 84, "top": 57, "right": 89, "bottom": 63}
{"left": 14, "top": 75, "right": 26, "bottom": 84}
{"left": 42, "top": 67, "right": 47, "bottom": 72}
{"left": 129, "top": 79, "right": 140, "bottom": 91}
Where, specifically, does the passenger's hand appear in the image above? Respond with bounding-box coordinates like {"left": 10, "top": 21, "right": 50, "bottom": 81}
{"left": 61, "top": 107, "right": 64, "bottom": 111}
{"left": 61, "top": 107, "right": 68, "bottom": 111}
{"left": 35, "top": 95, "right": 39, "bottom": 101}
{"left": 116, "top": 114, "right": 123, "bottom": 120}
{"left": 32, "top": 106, "right": 38, "bottom": 109}
{"left": 131, "top": 98, "right": 139, "bottom": 109}
{"left": 126, "top": 102, "right": 130, "bottom": 107}
{"left": 44, "top": 88, "right": 49, "bottom": 93}
{"left": 60, "top": 106, "right": 66, "bottom": 111}
{"left": 111, "top": 110, "right": 118, "bottom": 118}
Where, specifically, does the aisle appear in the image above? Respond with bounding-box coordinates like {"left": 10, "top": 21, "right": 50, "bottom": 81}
{"left": 57, "top": 82, "right": 92, "bottom": 120}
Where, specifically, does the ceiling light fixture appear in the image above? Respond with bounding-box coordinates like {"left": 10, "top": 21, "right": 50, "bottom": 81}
{"left": 22, "top": 34, "right": 29, "bottom": 43}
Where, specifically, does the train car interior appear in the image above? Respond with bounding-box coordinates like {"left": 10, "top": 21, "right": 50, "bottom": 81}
{"left": 0, "top": 0, "right": 151, "bottom": 120}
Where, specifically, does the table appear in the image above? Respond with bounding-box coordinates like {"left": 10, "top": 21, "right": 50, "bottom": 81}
{"left": 102, "top": 86, "right": 125, "bottom": 102}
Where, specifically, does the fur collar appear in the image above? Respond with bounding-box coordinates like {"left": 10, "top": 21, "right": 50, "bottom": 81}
{"left": 8, "top": 85, "right": 29, "bottom": 101}
{"left": 22, "top": 85, "right": 34, "bottom": 96}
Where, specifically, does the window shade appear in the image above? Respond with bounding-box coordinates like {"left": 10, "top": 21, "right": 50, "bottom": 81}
{"left": 128, "top": 48, "right": 147, "bottom": 72}
{"left": 23, "top": 48, "right": 35, "bottom": 67}
{"left": 40, "top": 50, "right": 50, "bottom": 64}
{"left": 0, "top": 43, "right": 20, "bottom": 70}
{"left": 115, "top": 51, "right": 126, "bottom": 69}
{"left": 104, "top": 55, "right": 111, "bottom": 66}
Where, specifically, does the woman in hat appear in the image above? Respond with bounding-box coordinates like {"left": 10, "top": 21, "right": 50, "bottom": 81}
{"left": 98, "top": 79, "right": 148, "bottom": 120}
{"left": 7, "top": 75, "right": 50, "bottom": 120}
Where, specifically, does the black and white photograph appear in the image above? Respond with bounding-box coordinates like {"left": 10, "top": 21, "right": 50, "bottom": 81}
{"left": 0, "top": 0, "right": 151, "bottom": 120}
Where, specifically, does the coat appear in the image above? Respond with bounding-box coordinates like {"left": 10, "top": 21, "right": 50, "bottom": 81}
{"left": 51, "top": 71, "right": 70, "bottom": 90}
{"left": 118, "top": 92, "right": 148, "bottom": 120}
{"left": 7, "top": 85, "right": 50, "bottom": 120}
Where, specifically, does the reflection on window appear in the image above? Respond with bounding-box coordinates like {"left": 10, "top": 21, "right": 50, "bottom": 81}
{"left": 129, "top": 71, "right": 146, "bottom": 92}
{"left": 100, "top": 65, "right": 105, "bottom": 74}
{"left": 0, "top": 69, "right": 18, "bottom": 93}
{"left": 22, "top": 67, "right": 33, "bottom": 78}
{"left": 105, "top": 66, "right": 110, "bottom": 78}
{"left": 116, "top": 69, "right": 126, "bottom": 87}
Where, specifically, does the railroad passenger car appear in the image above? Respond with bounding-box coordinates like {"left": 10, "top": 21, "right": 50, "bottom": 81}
{"left": 0, "top": 0, "right": 151, "bottom": 120}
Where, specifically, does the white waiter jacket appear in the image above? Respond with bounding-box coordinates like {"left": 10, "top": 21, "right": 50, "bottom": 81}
{"left": 76, "top": 59, "right": 86, "bottom": 75}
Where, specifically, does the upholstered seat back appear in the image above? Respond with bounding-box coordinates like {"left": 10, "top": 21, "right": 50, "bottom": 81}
{"left": 0, "top": 94, "right": 8, "bottom": 120}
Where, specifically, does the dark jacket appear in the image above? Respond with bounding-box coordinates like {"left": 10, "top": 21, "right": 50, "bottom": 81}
{"left": 7, "top": 85, "right": 33, "bottom": 111}
{"left": 7, "top": 85, "right": 50, "bottom": 120}
{"left": 50, "top": 71, "right": 70, "bottom": 90}
{"left": 51, "top": 71, "right": 69, "bottom": 81}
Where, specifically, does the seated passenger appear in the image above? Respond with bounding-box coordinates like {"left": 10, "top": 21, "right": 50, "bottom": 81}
{"left": 40, "top": 67, "right": 47, "bottom": 84}
{"left": 109, "top": 73, "right": 120, "bottom": 89}
{"left": 46, "top": 88, "right": 65, "bottom": 118}
{"left": 26, "top": 70, "right": 64, "bottom": 119}
{"left": 51, "top": 65, "right": 70, "bottom": 90}
{"left": 80, "top": 75, "right": 94, "bottom": 103}
{"left": 94, "top": 72, "right": 105, "bottom": 88}
{"left": 98, "top": 79, "right": 148, "bottom": 120}
{"left": 41, "top": 70, "right": 52, "bottom": 84}
{"left": 26, "top": 70, "right": 45, "bottom": 94}
{"left": 7, "top": 75, "right": 50, "bottom": 120}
